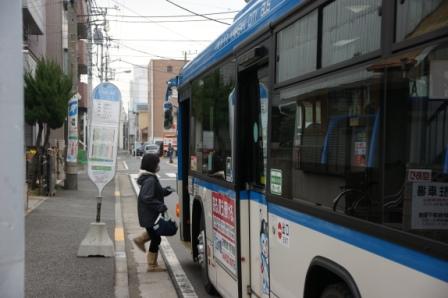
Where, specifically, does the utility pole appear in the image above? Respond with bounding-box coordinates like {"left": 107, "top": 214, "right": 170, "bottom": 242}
{"left": 0, "top": 1, "right": 24, "bottom": 296}
{"left": 65, "top": 0, "right": 79, "bottom": 189}
{"left": 91, "top": 6, "right": 116, "bottom": 82}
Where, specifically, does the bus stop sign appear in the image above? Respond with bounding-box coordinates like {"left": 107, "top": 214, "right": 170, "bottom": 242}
{"left": 87, "top": 82, "right": 122, "bottom": 196}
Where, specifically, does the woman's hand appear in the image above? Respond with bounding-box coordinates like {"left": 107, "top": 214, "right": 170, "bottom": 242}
{"left": 163, "top": 186, "right": 174, "bottom": 196}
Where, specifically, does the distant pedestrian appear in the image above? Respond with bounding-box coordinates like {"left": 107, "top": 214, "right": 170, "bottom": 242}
{"left": 159, "top": 142, "right": 164, "bottom": 157}
{"left": 136, "top": 153, "right": 173, "bottom": 271}
{"left": 167, "top": 143, "right": 174, "bottom": 163}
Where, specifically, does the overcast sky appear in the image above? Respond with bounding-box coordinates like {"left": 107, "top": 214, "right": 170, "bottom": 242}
{"left": 94, "top": 0, "right": 247, "bottom": 110}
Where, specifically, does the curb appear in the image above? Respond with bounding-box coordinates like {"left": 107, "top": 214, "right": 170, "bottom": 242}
{"left": 129, "top": 174, "right": 198, "bottom": 298}
{"left": 114, "top": 175, "right": 130, "bottom": 298}
{"left": 160, "top": 238, "right": 198, "bottom": 298}
{"left": 26, "top": 195, "right": 50, "bottom": 216}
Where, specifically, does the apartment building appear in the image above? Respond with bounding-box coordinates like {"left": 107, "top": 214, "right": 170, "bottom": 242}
{"left": 23, "top": 0, "right": 90, "bottom": 149}
{"left": 147, "top": 59, "right": 187, "bottom": 144}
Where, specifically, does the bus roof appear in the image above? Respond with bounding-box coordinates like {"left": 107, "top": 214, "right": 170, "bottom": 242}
{"left": 178, "top": 0, "right": 304, "bottom": 86}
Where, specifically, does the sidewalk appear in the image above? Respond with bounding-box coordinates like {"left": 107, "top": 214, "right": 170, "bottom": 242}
{"left": 25, "top": 163, "right": 178, "bottom": 297}
{"left": 25, "top": 172, "right": 115, "bottom": 298}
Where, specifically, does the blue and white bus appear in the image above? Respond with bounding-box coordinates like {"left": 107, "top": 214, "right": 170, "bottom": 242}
{"left": 165, "top": 0, "right": 448, "bottom": 297}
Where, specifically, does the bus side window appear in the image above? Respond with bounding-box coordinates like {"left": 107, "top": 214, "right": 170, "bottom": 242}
{"left": 272, "top": 68, "right": 382, "bottom": 223}
{"left": 384, "top": 43, "right": 448, "bottom": 244}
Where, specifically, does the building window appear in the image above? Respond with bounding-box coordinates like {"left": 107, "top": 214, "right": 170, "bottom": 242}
{"left": 190, "top": 62, "right": 236, "bottom": 181}
{"left": 396, "top": 0, "right": 448, "bottom": 42}
{"left": 276, "top": 10, "right": 318, "bottom": 83}
{"left": 322, "top": 0, "right": 381, "bottom": 67}
{"left": 167, "top": 65, "right": 173, "bottom": 72}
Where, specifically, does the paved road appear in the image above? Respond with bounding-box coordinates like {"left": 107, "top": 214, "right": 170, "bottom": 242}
{"left": 120, "top": 154, "right": 218, "bottom": 298}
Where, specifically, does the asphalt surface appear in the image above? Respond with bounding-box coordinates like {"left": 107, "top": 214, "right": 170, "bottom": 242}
{"left": 25, "top": 171, "right": 115, "bottom": 298}
{"left": 123, "top": 154, "right": 218, "bottom": 298}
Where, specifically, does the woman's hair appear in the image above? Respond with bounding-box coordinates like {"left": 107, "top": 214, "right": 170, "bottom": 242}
{"left": 141, "top": 153, "right": 160, "bottom": 172}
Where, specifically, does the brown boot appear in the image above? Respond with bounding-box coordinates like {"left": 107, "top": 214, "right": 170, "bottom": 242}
{"left": 133, "top": 231, "right": 150, "bottom": 252}
{"left": 147, "top": 252, "right": 166, "bottom": 272}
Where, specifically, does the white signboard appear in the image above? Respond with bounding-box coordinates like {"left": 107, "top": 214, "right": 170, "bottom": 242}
{"left": 88, "top": 82, "right": 121, "bottom": 195}
{"left": 67, "top": 96, "right": 78, "bottom": 162}
{"left": 212, "top": 191, "right": 237, "bottom": 276}
{"left": 412, "top": 182, "right": 448, "bottom": 230}
{"left": 270, "top": 169, "right": 282, "bottom": 196}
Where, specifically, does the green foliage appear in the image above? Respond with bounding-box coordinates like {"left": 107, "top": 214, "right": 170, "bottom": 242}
{"left": 24, "top": 58, "right": 73, "bottom": 129}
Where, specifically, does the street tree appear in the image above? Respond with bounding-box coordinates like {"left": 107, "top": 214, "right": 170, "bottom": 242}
{"left": 24, "top": 58, "right": 73, "bottom": 190}
{"left": 24, "top": 58, "right": 73, "bottom": 148}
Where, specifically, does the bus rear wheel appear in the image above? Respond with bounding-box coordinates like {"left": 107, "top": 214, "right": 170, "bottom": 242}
{"left": 320, "top": 282, "right": 352, "bottom": 298}
{"left": 197, "top": 215, "right": 217, "bottom": 294}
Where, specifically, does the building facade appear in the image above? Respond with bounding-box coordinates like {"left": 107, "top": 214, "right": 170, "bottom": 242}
{"left": 129, "top": 65, "right": 148, "bottom": 147}
{"left": 147, "top": 59, "right": 186, "bottom": 144}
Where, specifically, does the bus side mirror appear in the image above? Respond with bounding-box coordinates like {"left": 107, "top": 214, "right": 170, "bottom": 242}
{"left": 164, "top": 102, "right": 174, "bottom": 129}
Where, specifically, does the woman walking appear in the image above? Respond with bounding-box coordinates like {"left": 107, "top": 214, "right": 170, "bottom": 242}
{"left": 136, "top": 153, "right": 173, "bottom": 271}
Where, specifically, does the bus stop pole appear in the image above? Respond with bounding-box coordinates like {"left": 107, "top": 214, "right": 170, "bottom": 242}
{"left": 96, "top": 196, "right": 102, "bottom": 222}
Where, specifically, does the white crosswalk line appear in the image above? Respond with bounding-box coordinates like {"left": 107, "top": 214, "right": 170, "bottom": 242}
{"left": 165, "top": 173, "right": 176, "bottom": 178}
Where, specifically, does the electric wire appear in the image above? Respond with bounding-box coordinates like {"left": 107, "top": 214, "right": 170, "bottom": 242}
{"left": 165, "top": 0, "right": 230, "bottom": 25}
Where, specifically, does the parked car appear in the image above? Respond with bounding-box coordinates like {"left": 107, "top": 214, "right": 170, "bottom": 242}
{"left": 134, "top": 144, "right": 144, "bottom": 156}
{"left": 144, "top": 144, "right": 161, "bottom": 155}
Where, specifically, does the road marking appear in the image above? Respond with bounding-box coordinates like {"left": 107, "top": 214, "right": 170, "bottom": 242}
{"left": 166, "top": 173, "right": 176, "bottom": 178}
{"left": 165, "top": 160, "right": 177, "bottom": 167}
{"left": 128, "top": 173, "right": 198, "bottom": 298}
{"left": 122, "top": 161, "right": 128, "bottom": 170}
{"left": 114, "top": 227, "right": 124, "bottom": 241}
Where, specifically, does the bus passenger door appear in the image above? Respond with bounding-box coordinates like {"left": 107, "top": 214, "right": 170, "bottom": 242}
{"left": 237, "top": 64, "right": 270, "bottom": 298}
{"left": 178, "top": 99, "right": 190, "bottom": 241}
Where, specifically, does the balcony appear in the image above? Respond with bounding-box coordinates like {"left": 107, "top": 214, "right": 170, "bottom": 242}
{"left": 23, "top": 0, "right": 44, "bottom": 35}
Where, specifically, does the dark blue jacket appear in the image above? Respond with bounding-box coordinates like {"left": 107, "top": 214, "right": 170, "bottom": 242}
{"left": 137, "top": 173, "right": 170, "bottom": 228}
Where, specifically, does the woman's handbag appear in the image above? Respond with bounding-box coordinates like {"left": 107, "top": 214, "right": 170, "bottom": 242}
{"left": 153, "top": 212, "right": 178, "bottom": 236}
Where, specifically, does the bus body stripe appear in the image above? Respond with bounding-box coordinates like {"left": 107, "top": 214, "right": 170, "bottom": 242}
{"left": 192, "top": 178, "right": 448, "bottom": 282}
{"left": 268, "top": 203, "right": 448, "bottom": 283}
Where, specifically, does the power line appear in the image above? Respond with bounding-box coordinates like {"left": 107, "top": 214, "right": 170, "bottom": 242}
{"left": 112, "top": 59, "right": 183, "bottom": 75}
{"left": 109, "top": 0, "right": 193, "bottom": 41}
{"left": 79, "top": 10, "right": 238, "bottom": 18}
{"left": 110, "top": 40, "right": 179, "bottom": 60}
{"left": 105, "top": 17, "right": 233, "bottom": 24}
{"left": 110, "top": 38, "right": 211, "bottom": 42}
{"left": 165, "top": 0, "right": 230, "bottom": 25}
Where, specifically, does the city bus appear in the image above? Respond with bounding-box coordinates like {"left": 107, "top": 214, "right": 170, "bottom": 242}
{"left": 165, "top": 0, "right": 448, "bottom": 297}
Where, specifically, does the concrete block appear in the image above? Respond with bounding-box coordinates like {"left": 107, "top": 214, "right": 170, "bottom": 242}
{"left": 77, "top": 222, "right": 114, "bottom": 257}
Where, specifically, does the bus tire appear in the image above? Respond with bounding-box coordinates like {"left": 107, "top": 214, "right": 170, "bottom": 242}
{"left": 198, "top": 214, "right": 217, "bottom": 294}
{"left": 320, "top": 282, "right": 353, "bottom": 298}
